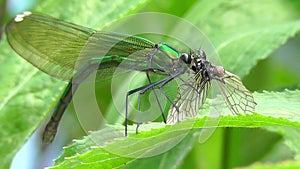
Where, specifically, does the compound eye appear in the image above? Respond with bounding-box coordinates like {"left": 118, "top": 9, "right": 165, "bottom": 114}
{"left": 197, "top": 49, "right": 207, "bottom": 59}
{"left": 180, "top": 53, "right": 191, "bottom": 64}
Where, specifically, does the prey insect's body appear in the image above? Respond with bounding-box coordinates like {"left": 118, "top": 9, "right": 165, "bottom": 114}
{"left": 6, "top": 11, "right": 256, "bottom": 143}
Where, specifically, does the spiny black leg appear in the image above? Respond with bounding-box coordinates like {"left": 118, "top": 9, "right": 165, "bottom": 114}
{"left": 125, "top": 84, "right": 152, "bottom": 136}
{"left": 146, "top": 72, "right": 167, "bottom": 123}
{"left": 145, "top": 50, "right": 166, "bottom": 122}
{"left": 158, "top": 88, "right": 180, "bottom": 116}
{"left": 125, "top": 92, "right": 129, "bottom": 136}
{"left": 136, "top": 93, "right": 141, "bottom": 134}
{"left": 124, "top": 70, "right": 185, "bottom": 136}
{"left": 138, "top": 73, "right": 182, "bottom": 123}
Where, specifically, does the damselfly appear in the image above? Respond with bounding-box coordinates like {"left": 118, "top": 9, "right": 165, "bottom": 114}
{"left": 6, "top": 11, "right": 256, "bottom": 143}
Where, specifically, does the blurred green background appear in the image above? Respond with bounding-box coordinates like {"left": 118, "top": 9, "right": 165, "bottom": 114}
{"left": 0, "top": 0, "right": 300, "bottom": 169}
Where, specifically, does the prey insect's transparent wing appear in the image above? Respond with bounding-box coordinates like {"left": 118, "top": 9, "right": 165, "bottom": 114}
{"left": 166, "top": 76, "right": 210, "bottom": 124}
{"left": 217, "top": 71, "right": 256, "bottom": 115}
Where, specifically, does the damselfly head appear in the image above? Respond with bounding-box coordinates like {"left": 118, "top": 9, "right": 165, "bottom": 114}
{"left": 180, "top": 53, "right": 191, "bottom": 64}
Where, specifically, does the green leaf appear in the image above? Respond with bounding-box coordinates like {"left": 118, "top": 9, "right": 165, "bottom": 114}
{"left": 0, "top": 0, "right": 149, "bottom": 168}
{"left": 255, "top": 90, "right": 300, "bottom": 122}
{"left": 238, "top": 160, "right": 300, "bottom": 169}
{"left": 51, "top": 90, "right": 300, "bottom": 168}
{"left": 53, "top": 128, "right": 197, "bottom": 169}
{"left": 0, "top": 39, "right": 65, "bottom": 169}
{"left": 265, "top": 126, "right": 300, "bottom": 157}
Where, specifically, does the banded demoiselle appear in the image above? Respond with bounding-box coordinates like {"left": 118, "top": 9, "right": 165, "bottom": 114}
{"left": 6, "top": 11, "right": 256, "bottom": 143}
